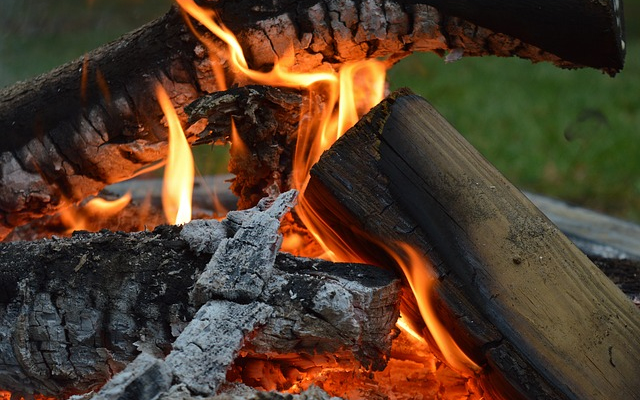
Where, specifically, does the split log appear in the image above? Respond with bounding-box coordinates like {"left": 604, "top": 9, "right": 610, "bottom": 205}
{"left": 0, "top": 192, "right": 400, "bottom": 398}
{"left": 0, "top": 0, "right": 626, "bottom": 238}
{"left": 306, "top": 89, "right": 640, "bottom": 399}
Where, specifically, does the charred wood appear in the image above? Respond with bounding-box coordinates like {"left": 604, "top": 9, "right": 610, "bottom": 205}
{"left": 0, "top": 0, "right": 625, "bottom": 237}
{"left": 306, "top": 89, "right": 640, "bottom": 399}
{"left": 0, "top": 192, "right": 400, "bottom": 398}
{"left": 186, "top": 86, "right": 304, "bottom": 209}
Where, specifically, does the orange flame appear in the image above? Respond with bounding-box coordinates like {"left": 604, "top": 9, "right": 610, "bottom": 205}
{"left": 60, "top": 193, "right": 132, "bottom": 232}
{"left": 175, "top": 0, "right": 478, "bottom": 383}
{"left": 156, "top": 85, "right": 194, "bottom": 225}
{"left": 175, "top": 0, "right": 385, "bottom": 195}
{"left": 391, "top": 242, "right": 481, "bottom": 375}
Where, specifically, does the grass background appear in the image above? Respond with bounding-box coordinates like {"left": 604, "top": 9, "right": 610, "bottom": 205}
{"left": 1, "top": 0, "right": 638, "bottom": 222}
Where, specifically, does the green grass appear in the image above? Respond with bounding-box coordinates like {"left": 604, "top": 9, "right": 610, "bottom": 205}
{"left": 0, "top": 0, "right": 172, "bottom": 87}
{"left": 388, "top": 45, "right": 640, "bottom": 222}
{"left": 1, "top": 0, "right": 639, "bottom": 222}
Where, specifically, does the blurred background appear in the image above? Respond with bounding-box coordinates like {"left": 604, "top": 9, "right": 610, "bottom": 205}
{"left": 1, "top": 0, "right": 638, "bottom": 222}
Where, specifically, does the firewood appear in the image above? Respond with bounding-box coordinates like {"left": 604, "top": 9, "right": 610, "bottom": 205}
{"left": 0, "top": 0, "right": 625, "bottom": 238}
{"left": 306, "top": 89, "right": 640, "bottom": 399}
{"left": 186, "top": 86, "right": 305, "bottom": 209}
{"left": 0, "top": 191, "right": 400, "bottom": 398}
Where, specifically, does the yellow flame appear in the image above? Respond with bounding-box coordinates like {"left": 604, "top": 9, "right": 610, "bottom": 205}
{"left": 60, "top": 193, "right": 132, "bottom": 232}
{"left": 175, "top": 0, "right": 385, "bottom": 196}
{"left": 397, "top": 314, "right": 427, "bottom": 344}
{"left": 174, "top": 1, "right": 478, "bottom": 380}
{"left": 156, "top": 85, "right": 194, "bottom": 225}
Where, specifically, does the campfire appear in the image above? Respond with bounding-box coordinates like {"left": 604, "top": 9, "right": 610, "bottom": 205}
{"left": 1, "top": 0, "right": 638, "bottom": 399}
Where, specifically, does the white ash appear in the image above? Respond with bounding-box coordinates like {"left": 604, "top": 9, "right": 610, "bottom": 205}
{"left": 89, "top": 352, "right": 172, "bottom": 400}
{"left": 88, "top": 190, "right": 398, "bottom": 399}
{"left": 180, "top": 219, "right": 226, "bottom": 255}
{"left": 166, "top": 300, "right": 274, "bottom": 395}
{"left": 191, "top": 190, "right": 297, "bottom": 305}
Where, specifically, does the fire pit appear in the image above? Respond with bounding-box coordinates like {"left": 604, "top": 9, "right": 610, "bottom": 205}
{"left": 0, "top": 0, "right": 637, "bottom": 399}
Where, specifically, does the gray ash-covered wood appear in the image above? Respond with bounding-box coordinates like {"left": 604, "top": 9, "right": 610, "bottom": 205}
{"left": 306, "top": 89, "right": 640, "bottom": 400}
{"left": 0, "top": 0, "right": 625, "bottom": 238}
{"left": 0, "top": 192, "right": 400, "bottom": 398}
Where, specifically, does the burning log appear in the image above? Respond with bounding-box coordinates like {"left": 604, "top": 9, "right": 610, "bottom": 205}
{"left": 305, "top": 89, "right": 640, "bottom": 399}
{"left": 0, "top": 0, "right": 626, "bottom": 238}
{"left": 0, "top": 191, "right": 400, "bottom": 398}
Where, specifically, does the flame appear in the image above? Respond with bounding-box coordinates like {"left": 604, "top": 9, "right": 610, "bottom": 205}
{"left": 229, "top": 119, "right": 249, "bottom": 158}
{"left": 60, "top": 193, "right": 132, "bottom": 232}
{"left": 175, "top": 0, "right": 478, "bottom": 387}
{"left": 156, "top": 85, "right": 194, "bottom": 225}
{"left": 175, "top": 0, "right": 385, "bottom": 195}
{"left": 391, "top": 242, "right": 480, "bottom": 375}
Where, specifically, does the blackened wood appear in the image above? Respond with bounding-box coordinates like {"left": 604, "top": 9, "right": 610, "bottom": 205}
{"left": 0, "top": 225, "right": 399, "bottom": 397}
{"left": 307, "top": 89, "right": 640, "bottom": 400}
{"left": 422, "top": 0, "right": 626, "bottom": 72}
{"left": 186, "top": 86, "right": 304, "bottom": 208}
{"left": 0, "top": 0, "right": 624, "bottom": 238}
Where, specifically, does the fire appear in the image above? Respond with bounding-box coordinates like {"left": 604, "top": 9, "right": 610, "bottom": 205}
{"left": 156, "top": 85, "right": 194, "bottom": 225}
{"left": 174, "top": 0, "right": 479, "bottom": 386}
{"left": 391, "top": 242, "right": 481, "bottom": 376}
{"left": 174, "top": 0, "right": 384, "bottom": 194}
{"left": 0, "top": 391, "right": 55, "bottom": 400}
{"left": 60, "top": 193, "right": 132, "bottom": 232}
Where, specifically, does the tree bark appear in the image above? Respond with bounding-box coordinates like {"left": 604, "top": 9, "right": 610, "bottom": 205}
{"left": 0, "top": 0, "right": 625, "bottom": 237}
{"left": 0, "top": 192, "right": 400, "bottom": 398}
{"left": 305, "top": 89, "right": 640, "bottom": 400}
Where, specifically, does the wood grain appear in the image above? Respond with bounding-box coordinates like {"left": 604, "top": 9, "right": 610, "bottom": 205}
{"left": 308, "top": 89, "right": 640, "bottom": 399}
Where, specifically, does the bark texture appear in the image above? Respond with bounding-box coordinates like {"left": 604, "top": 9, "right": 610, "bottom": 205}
{"left": 0, "top": 191, "right": 400, "bottom": 398}
{"left": 306, "top": 89, "right": 640, "bottom": 400}
{"left": 0, "top": 0, "right": 624, "bottom": 237}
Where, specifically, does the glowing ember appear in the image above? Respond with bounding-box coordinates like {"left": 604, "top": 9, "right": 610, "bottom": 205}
{"left": 0, "top": 391, "right": 55, "bottom": 400}
{"left": 156, "top": 85, "right": 195, "bottom": 225}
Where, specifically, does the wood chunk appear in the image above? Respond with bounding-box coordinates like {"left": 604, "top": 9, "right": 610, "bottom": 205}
{"left": 192, "top": 191, "right": 297, "bottom": 304}
{"left": 307, "top": 89, "right": 640, "bottom": 399}
{"left": 186, "top": 86, "right": 304, "bottom": 208}
{"left": 166, "top": 300, "right": 274, "bottom": 395}
{"left": 0, "top": 191, "right": 400, "bottom": 397}
{"left": 90, "top": 353, "right": 172, "bottom": 400}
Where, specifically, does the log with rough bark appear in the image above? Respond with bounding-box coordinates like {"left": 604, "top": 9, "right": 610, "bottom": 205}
{"left": 305, "top": 89, "right": 640, "bottom": 400}
{"left": 0, "top": 0, "right": 626, "bottom": 238}
{"left": 0, "top": 191, "right": 400, "bottom": 398}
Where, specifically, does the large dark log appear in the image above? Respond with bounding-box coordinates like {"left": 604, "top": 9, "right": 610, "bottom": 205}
{"left": 0, "top": 0, "right": 626, "bottom": 238}
{"left": 422, "top": 0, "right": 626, "bottom": 71}
{"left": 306, "top": 89, "right": 640, "bottom": 399}
{"left": 0, "top": 192, "right": 400, "bottom": 398}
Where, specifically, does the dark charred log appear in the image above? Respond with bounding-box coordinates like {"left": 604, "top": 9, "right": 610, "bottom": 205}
{"left": 0, "top": 0, "right": 625, "bottom": 238}
{"left": 0, "top": 192, "right": 400, "bottom": 398}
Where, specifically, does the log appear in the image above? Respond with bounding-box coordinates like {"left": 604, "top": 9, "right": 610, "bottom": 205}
{"left": 422, "top": 0, "right": 626, "bottom": 71}
{"left": 0, "top": 191, "right": 400, "bottom": 398}
{"left": 0, "top": 0, "right": 625, "bottom": 237}
{"left": 306, "top": 89, "right": 640, "bottom": 399}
